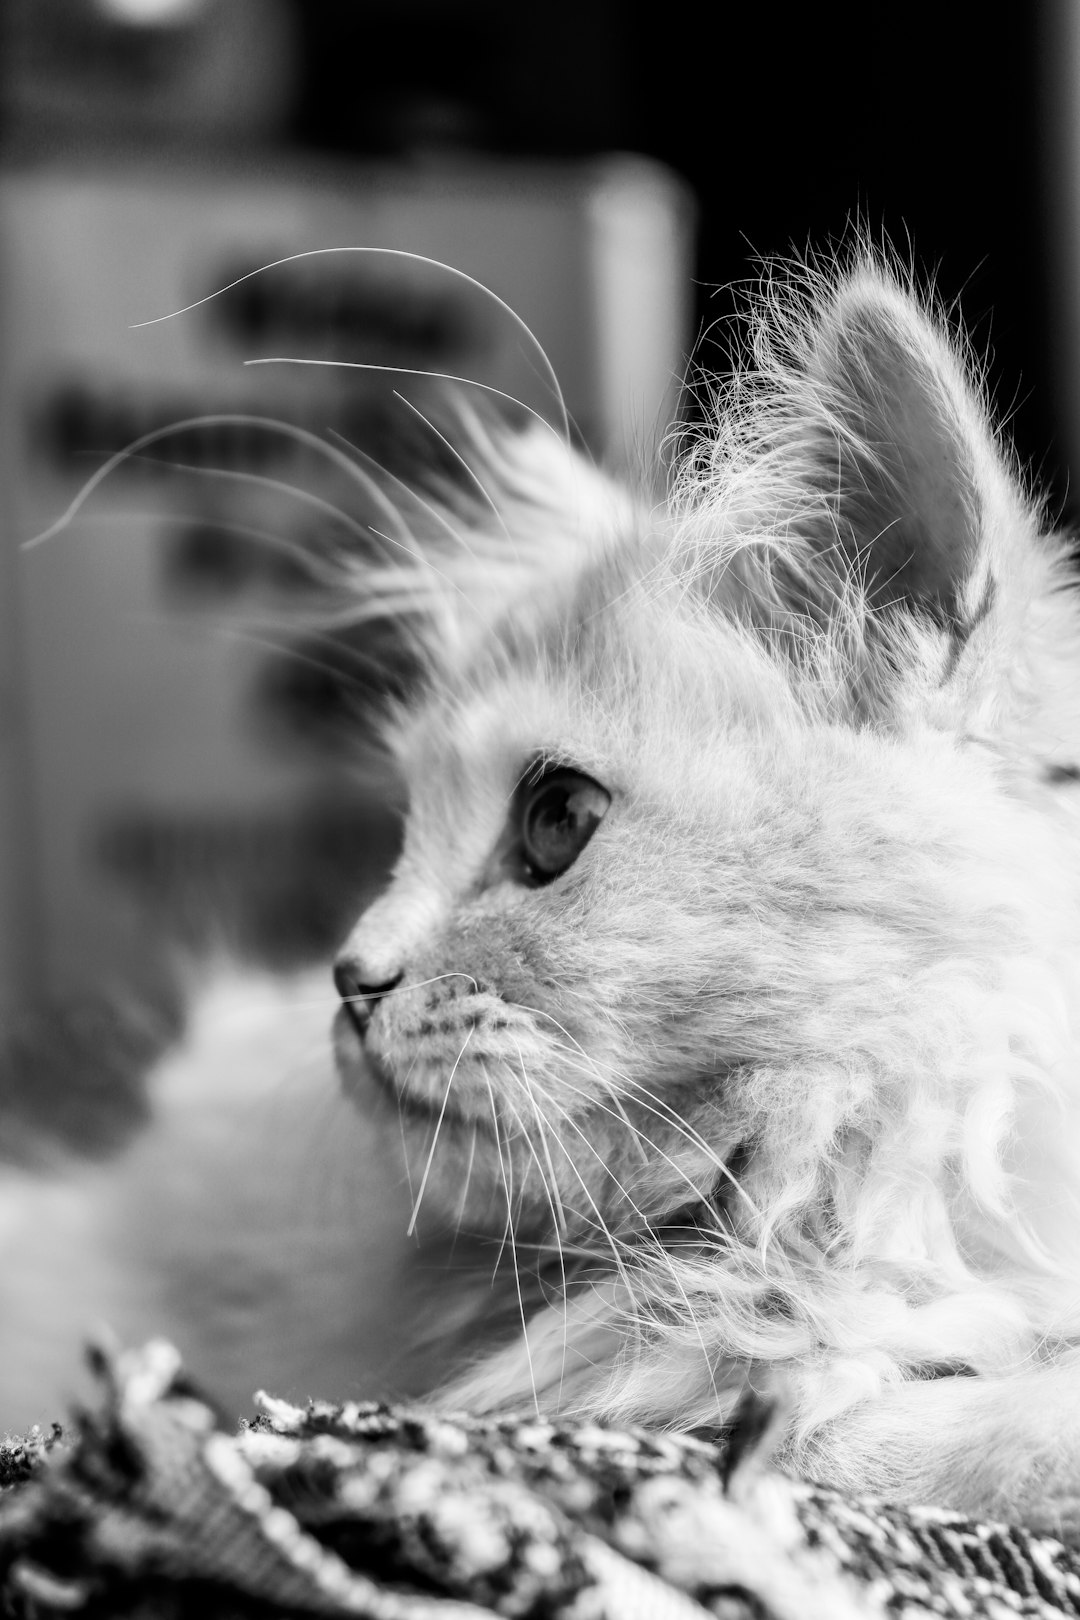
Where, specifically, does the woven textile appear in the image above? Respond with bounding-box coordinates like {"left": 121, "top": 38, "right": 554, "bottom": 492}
{"left": 2, "top": 1343, "right": 1080, "bottom": 1619}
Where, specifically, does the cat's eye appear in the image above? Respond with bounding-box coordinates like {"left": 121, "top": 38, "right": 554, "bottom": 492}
{"left": 520, "top": 769, "right": 610, "bottom": 883}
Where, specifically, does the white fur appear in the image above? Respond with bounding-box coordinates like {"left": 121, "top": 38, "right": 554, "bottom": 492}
{"left": 0, "top": 974, "right": 483, "bottom": 1431}
{"left": 9, "top": 253, "right": 1079, "bottom": 1531}
{"left": 332, "top": 253, "right": 1080, "bottom": 1531}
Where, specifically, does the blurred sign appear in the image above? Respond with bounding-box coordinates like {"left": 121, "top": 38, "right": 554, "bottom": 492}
{"left": 0, "top": 157, "right": 694, "bottom": 999}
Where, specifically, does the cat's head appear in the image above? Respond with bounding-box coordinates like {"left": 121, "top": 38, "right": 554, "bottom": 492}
{"left": 332, "top": 260, "right": 1080, "bottom": 1281}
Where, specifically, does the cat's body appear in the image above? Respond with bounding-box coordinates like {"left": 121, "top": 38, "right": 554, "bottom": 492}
{"left": 331, "top": 256, "right": 1080, "bottom": 1533}
{"left": 6, "top": 252, "right": 1080, "bottom": 1535}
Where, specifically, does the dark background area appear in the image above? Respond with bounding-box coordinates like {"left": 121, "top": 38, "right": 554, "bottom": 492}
{"left": 2, "top": 1, "right": 1067, "bottom": 504}
{"left": 289, "top": 1, "right": 1068, "bottom": 513}
{"left": 0, "top": 0, "right": 1073, "bottom": 1002}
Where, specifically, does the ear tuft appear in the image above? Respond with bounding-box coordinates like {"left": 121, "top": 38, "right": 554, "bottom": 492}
{"left": 813, "top": 282, "right": 976, "bottom": 622}
{"left": 801, "top": 267, "right": 1019, "bottom": 635}
{"left": 684, "top": 257, "right": 1038, "bottom": 656}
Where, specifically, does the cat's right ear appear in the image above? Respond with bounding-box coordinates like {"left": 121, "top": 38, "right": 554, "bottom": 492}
{"left": 689, "top": 259, "right": 1055, "bottom": 708}
{"left": 776, "top": 263, "right": 1017, "bottom": 633}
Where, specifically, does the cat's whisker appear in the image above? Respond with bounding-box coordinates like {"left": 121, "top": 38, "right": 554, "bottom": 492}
{"left": 355, "top": 528, "right": 483, "bottom": 617}
{"left": 505, "top": 1063, "right": 575, "bottom": 1302}
{"left": 495, "top": 1007, "right": 733, "bottom": 1202}
{"left": 591, "top": 1081, "right": 649, "bottom": 1166}
{"left": 103, "top": 452, "right": 392, "bottom": 556}
{"left": 25, "top": 413, "right": 407, "bottom": 554}
{"left": 599, "top": 1073, "right": 761, "bottom": 1214}
{"left": 326, "top": 425, "right": 490, "bottom": 559}
{"left": 513, "top": 1014, "right": 759, "bottom": 1220}
{"left": 405, "top": 1027, "right": 473, "bottom": 1238}
{"left": 534, "top": 1062, "right": 718, "bottom": 1237}
{"left": 533, "top": 1025, "right": 762, "bottom": 1222}
{"left": 551, "top": 1067, "right": 731, "bottom": 1226}
{"left": 245, "top": 356, "right": 567, "bottom": 448}
{"left": 304, "top": 446, "right": 422, "bottom": 559}
{"left": 537, "top": 1096, "right": 725, "bottom": 1394}
{"left": 344, "top": 545, "right": 559, "bottom": 619}
{"left": 482, "top": 1073, "right": 542, "bottom": 1417}
{"left": 499, "top": 1088, "right": 566, "bottom": 1273}
{"left": 389, "top": 394, "right": 513, "bottom": 545}
{"left": 510, "top": 1046, "right": 569, "bottom": 1242}
{"left": 530, "top": 1087, "right": 721, "bottom": 1379}
{"left": 27, "top": 413, "right": 483, "bottom": 680}
{"left": 480, "top": 1077, "right": 519, "bottom": 1277}
{"left": 511, "top": 1078, "right": 654, "bottom": 1299}
{"left": 133, "top": 244, "right": 571, "bottom": 443}
{"left": 519, "top": 1049, "right": 783, "bottom": 1316}
{"left": 499, "top": 1077, "right": 572, "bottom": 1408}
{"left": 450, "top": 1124, "right": 481, "bottom": 1245}
{"left": 395, "top": 1053, "right": 422, "bottom": 1216}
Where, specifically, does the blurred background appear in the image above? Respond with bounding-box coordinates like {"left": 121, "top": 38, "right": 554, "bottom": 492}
{"left": 0, "top": 0, "right": 1074, "bottom": 1015}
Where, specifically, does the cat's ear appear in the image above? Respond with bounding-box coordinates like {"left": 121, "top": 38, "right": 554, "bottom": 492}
{"left": 721, "top": 263, "right": 1039, "bottom": 655}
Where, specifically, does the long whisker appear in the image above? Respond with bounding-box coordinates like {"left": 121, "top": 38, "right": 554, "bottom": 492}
{"left": 482, "top": 1070, "right": 540, "bottom": 1416}
{"left": 451, "top": 1124, "right": 480, "bottom": 1243}
{"left": 26, "top": 414, "right": 404, "bottom": 553}
{"left": 394, "top": 1053, "right": 422, "bottom": 1215}
{"left": 27, "top": 427, "right": 484, "bottom": 667}
{"left": 542, "top": 1055, "right": 798, "bottom": 1301}
{"left": 513, "top": 1000, "right": 759, "bottom": 1216}
{"left": 129, "top": 245, "right": 571, "bottom": 444}
{"left": 245, "top": 357, "right": 565, "bottom": 444}
{"left": 390, "top": 393, "right": 512, "bottom": 543}
{"left": 510, "top": 1082, "right": 640, "bottom": 1298}
{"left": 588, "top": 1074, "right": 764, "bottom": 1243}
{"left": 498, "top": 1088, "right": 569, "bottom": 1296}
{"left": 489, "top": 1009, "right": 719, "bottom": 1225}
{"left": 527, "top": 1085, "right": 723, "bottom": 1405}
{"left": 511, "top": 1048, "right": 569, "bottom": 1242}
{"left": 496, "top": 1008, "right": 766, "bottom": 1276}
{"left": 406, "top": 1027, "right": 474, "bottom": 1237}
{"left": 544, "top": 1059, "right": 726, "bottom": 1223}
{"left": 604, "top": 1072, "right": 763, "bottom": 1220}
{"left": 325, "top": 429, "right": 486, "bottom": 558}
{"left": 507, "top": 1047, "right": 571, "bottom": 1406}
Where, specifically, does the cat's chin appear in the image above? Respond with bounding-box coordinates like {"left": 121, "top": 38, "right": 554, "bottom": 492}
{"left": 330, "top": 1010, "right": 572, "bottom": 1238}
{"left": 332, "top": 1006, "right": 478, "bottom": 1135}
{"left": 332, "top": 1006, "right": 419, "bottom": 1119}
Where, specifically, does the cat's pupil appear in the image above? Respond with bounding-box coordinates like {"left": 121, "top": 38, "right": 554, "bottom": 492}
{"left": 520, "top": 770, "right": 610, "bottom": 883}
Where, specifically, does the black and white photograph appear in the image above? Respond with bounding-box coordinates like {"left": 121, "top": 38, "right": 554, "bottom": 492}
{"left": 0, "top": 4, "right": 1079, "bottom": 1614}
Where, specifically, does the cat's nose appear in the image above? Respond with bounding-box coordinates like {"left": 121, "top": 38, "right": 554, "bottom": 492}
{"left": 333, "top": 955, "right": 403, "bottom": 1035}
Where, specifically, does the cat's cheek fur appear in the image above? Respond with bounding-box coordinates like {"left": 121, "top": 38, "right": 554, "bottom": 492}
{"left": 365, "top": 1002, "right": 630, "bottom": 1241}
{"left": 364, "top": 927, "right": 736, "bottom": 1240}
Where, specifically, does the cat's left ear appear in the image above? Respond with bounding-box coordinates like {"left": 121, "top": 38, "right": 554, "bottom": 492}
{"left": 755, "top": 264, "right": 1043, "bottom": 658}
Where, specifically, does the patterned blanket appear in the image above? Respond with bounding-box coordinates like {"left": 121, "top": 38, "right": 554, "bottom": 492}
{"left": 2, "top": 1341, "right": 1080, "bottom": 1619}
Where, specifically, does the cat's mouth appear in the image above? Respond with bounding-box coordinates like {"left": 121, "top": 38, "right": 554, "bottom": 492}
{"left": 331, "top": 1006, "right": 480, "bottom": 1130}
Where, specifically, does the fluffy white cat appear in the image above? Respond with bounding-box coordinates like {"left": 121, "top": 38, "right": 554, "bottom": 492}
{"left": 6, "top": 251, "right": 1080, "bottom": 1539}
{"left": 329, "top": 254, "right": 1080, "bottom": 1534}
